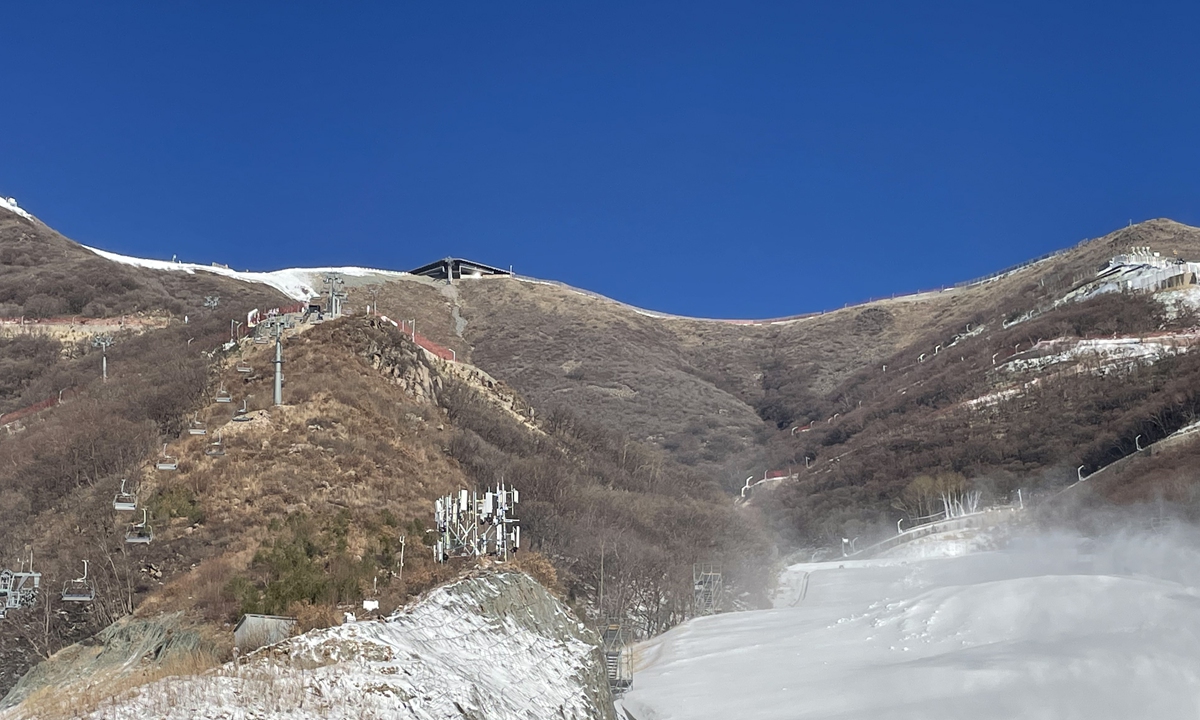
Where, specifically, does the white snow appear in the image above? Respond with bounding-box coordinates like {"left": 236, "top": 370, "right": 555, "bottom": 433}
{"left": 56, "top": 573, "right": 601, "bottom": 720}
{"left": 621, "top": 529, "right": 1200, "bottom": 720}
{"left": 82, "top": 245, "right": 411, "bottom": 302}
{"left": 0, "top": 197, "right": 33, "bottom": 221}
{"left": 1003, "top": 334, "right": 1198, "bottom": 375}
{"left": 966, "top": 333, "right": 1196, "bottom": 409}
{"left": 1156, "top": 286, "right": 1200, "bottom": 319}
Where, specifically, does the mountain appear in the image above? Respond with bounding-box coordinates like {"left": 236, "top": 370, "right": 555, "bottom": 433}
{"left": 5, "top": 197, "right": 1200, "bottom": 716}
{"left": 0, "top": 200, "right": 771, "bottom": 710}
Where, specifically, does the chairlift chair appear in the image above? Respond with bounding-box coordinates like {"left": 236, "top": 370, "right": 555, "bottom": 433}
{"left": 61, "top": 560, "right": 96, "bottom": 602}
{"left": 254, "top": 334, "right": 269, "bottom": 345}
{"left": 236, "top": 360, "right": 253, "bottom": 373}
{"left": 156, "top": 443, "right": 178, "bottom": 471}
{"left": 112, "top": 478, "right": 137, "bottom": 512}
{"left": 125, "top": 509, "right": 153, "bottom": 544}
{"left": 233, "top": 399, "right": 250, "bottom": 422}
{"left": 188, "top": 413, "right": 207, "bottom": 436}
{"left": 215, "top": 386, "right": 233, "bottom": 404}
{"left": 205, "top": 432, "right": 226, "bottom": 457}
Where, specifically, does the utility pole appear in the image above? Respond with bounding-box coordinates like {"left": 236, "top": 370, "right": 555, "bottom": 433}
{"left": 364, "top": 284, "right": 382, "bottom": 317}
{"left": 397, "top": 536, "right": 406, "bottom": 583}
{"left": 92, "top": 334, "right": 114, "bottom": 381}
{"left": 599, "top": 539, "right": 605, "bottom": 617}
{"left": 271, "top": 320, "right": 284, "bottom": 406}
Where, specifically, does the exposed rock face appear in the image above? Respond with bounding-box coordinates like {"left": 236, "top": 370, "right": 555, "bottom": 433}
{"left": 360, "top": 323, "right": 538, "bottom": 429}
{"left": 361, "top": 329, "right": 445, "bottom": 404}
{"left": 1, "top": 612, "right": 212, "bottom": 710}
{"left": 4, "top": 572, "right": 616, "bottom": 720}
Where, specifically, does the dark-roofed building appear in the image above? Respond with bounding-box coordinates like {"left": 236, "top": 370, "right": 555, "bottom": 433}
{"left": 408, "top": 257, "right": 511, "bottom": 281}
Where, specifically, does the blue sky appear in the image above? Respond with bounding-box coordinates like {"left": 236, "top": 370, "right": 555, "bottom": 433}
{"left": 3, "top": 2, "right": 1198, "bottom": 318}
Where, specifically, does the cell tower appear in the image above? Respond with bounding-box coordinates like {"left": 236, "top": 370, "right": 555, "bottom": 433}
{"left": 434, "top": 484, "right": 521, "bottom": 563}
{"left": 692, "top": 563, "right": 723, "bottom": 616}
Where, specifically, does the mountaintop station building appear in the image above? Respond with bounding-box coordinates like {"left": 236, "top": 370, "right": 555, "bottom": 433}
{"left": 408, "top": 257, "right": 511, "bottom": 281}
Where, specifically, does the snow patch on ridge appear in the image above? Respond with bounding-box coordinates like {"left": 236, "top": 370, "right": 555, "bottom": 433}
{"left": 0, "top": 197, "right": 33, "bottom": 221}
{"left": 82, "top": 245, "right": 412, "bottom": 302}
{"left": 1003, "top": 333, "right": 1199, "bottom": 374}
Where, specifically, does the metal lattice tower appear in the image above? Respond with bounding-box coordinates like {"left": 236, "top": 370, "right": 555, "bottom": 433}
{"left": 433, "top": 484, "right": 521, "bottom": 563}
{"left": 693, "top": 563, "right": 723, "bottom": 616}
{"left": 601, "top": 619, "right": 634, "bottom": 694}
{"left": 203, "top": 295, "right": 220, "bottom": 311}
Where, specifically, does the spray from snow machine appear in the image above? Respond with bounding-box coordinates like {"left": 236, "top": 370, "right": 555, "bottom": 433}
{"left": 434, "top": 484, "right": 521, "bottom": 563}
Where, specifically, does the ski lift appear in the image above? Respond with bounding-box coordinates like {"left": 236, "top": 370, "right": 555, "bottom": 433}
{"left": 236, "top": 360, "right": 253, "bottom": 374}
{"left": 254, "top": 334, "right": 269, "bottom": 345}
{"left": 215, "top": 385, "right": 233, "bottom": 404}
{"left": 233, "top": 399, "right": 250, "bottom": 422}
{"left": 205, "top": 432, "right": 226, "bottom": 457}
{"left": 113, "top": 478, "right": 137, "bottom": 511}
{"left": 61, "top": 560, "right": 95, "bottom": 602}
{"left": 156, "top": 443, "right": 178, "bottom": 471}
{"left": 188, "top": 413, "right": 207, "bottom": 436}
{"left": 125, "top": 509, "right": 153, "bottom": 544}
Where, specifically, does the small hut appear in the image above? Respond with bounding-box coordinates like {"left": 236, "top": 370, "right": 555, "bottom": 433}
{"left": 233, "top": 613, "right": 297, "bottom": 653}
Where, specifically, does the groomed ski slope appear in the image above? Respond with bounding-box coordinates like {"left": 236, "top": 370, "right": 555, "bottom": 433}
{"left": 620, "top": 529, "right": 1200, "bottom": 720}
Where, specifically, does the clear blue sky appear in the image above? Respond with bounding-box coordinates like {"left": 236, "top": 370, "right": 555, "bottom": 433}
{"left": 3, "top": 2, "right": 1198, "bottom": 318}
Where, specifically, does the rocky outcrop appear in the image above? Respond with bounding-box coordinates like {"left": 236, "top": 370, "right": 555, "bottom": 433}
{"left": 1, "top": 612, "right": 214, "bottom": 711}
{"left": 7, "top": 571, "right": 615, "bottom": 720}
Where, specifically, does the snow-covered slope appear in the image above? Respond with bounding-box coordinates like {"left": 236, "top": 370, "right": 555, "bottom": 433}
{"left": 82, "top": 245, "right": 412, "bottom": 302}
{"left": 15, "top": 572, "right": 613, "bottom": 720}
{"left": 621, "top": 529, "right": 1200, "bottom": 720}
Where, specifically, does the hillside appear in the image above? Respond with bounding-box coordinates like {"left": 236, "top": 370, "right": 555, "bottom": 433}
{"left": 0, "top": 202, "right": 294, "bottom": 416}
{"left": 7, "top": 199, "right": 1200, "bottom": 714}
{"left": 1, "top": 204, "right": 771, "bottom": 707}
{"left": 7, "top": 572, "right": 617, "bottom": 720}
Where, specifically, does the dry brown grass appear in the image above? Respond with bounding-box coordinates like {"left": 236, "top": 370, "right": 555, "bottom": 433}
{"left": 12, "top": 647, "right": 224, "bottom": 720}
{"left": 510, "top": 550, "right": 561, "bottom": 596}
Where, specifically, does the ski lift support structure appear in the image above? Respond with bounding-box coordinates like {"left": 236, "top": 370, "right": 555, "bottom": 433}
{"left": 188, "top": 413, "right": 207, "bottom": 435}
{"left": 113, "top": 478, "right": 137, "bottom": 511}
{"left": 156, "top": 443, "right": 178, "bottom": 471}
{"left": 126, "top": 509, "right": 153, "bottom": 544}
{"left": 0, "top": 553, "right": 41, "bottom": 619}
{"left": 205, "top": 431, "right": 226, "bottom": 456}
{"left": 61, "top": 560, "right": 95, "bottom": 602}
{"left": 693, "top": 563, "right": 723, "bottom": 617}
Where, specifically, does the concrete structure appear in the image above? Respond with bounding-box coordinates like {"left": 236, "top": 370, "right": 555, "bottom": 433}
{"left": 408, "top": 257, "right": 511, "bottom": 281}
{"left": 1093, "top": 247, "right": 1200, "bottom": 294}
{"left": 233, "top": 613, "right": 297, "bottom": 652}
